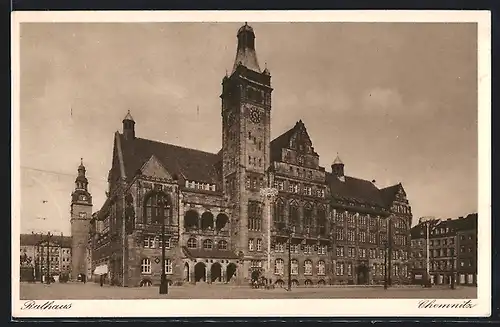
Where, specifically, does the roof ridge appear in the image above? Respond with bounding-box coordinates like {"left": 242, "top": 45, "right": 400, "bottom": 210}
{"left": 134, "top": 136, "right": 219, "bottom": 157}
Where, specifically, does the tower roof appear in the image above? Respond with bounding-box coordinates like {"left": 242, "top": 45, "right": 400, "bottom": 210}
{"left": 232, "top": 23, "right": 261, "bottom": 73}
{"left": 333, "top": 154, "right": 344, "bottom": 165}
{"left": 123, "top": 110, "right": 135, "bottom": 122}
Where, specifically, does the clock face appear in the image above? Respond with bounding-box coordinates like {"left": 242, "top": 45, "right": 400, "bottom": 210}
{"left": 249, "top": 108, "right": 261, "bottom": 124}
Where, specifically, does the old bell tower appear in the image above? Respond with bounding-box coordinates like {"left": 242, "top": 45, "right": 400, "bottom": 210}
{"left": 70, "top": 158, "right": 93, "bottom": 280}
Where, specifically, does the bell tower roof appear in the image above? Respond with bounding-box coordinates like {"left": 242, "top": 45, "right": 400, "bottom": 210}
{"left": 232, "top": 22, "right": 261, "bottom": 73}
{"left": 123, "top": 110, "right": 135, "bottom": 122}
{"left": 333, "top": 153, "right": 344, "bottom": 165}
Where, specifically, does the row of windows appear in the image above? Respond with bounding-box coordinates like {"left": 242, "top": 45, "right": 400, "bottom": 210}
{"left": 274, "top": 243, "right": 328, "bottom": 254}
{"left": 247, "top": 132, "right": 263, "bottom": 150}
{"left": 248, "top": 238, "right": 262, "bottom": 251}
{"left": 335, "top": 263, "right": 408, "bottom": 277}
{"left": 140, "top": 258, "right": 173, "bottom": 274}
{"left": 335, "top": 229, "right": 391, "bottom": 244}
{"left": 274, "top": 259, "right": 326, "bottom": 276}
{"left": 334, "top": 211, "right": 388, "bottom": 228}
{"left": 336, "top": 246, "right": 408, "bottom": 260}
{"left": 248, "top": 156, "right": 263, "bottom": 167}
{"left": 246, "top": 176, "right": 264, "bottom": 190}
{"left": 143, "top": 237, "right": 172, "bottom": 249}
{"left": 184, "top": 180, "right": 216, "bottom": 192}
{"left": 186, "top": 238, "right": 228, "bottom": 251}
{"left": 273, "top": 200, "right": 327, "bottom": 227}
{"left": 282, "top": 181, "right": 325, "bottom": 198}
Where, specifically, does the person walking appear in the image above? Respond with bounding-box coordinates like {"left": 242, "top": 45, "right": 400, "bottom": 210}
{"left": 100, "top": 275, "right": 104, "bottom": 287}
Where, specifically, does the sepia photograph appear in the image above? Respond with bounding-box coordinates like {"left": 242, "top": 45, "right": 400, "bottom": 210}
{"left": 12, "top": 11, "right": 491, "bottom": 318}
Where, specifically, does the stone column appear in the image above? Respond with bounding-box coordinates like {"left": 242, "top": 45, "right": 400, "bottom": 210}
{"left": 206, "top": 263, "right": 211, "bottom": 284}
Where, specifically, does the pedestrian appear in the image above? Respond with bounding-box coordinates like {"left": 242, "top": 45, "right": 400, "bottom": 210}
{"left": 83, "top": 274, "right": 86, "bottom": 284}
{"left": 100, "top": 275, "right": 103, "bottom": 287}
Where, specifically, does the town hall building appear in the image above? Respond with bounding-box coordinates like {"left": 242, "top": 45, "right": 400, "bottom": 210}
{"left": 70, "top": 23, "right": 413, "bottom": 287}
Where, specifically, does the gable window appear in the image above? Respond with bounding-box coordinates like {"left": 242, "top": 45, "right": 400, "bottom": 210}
{"left": 144, "top": 192, "right": 170, "bottom": 225}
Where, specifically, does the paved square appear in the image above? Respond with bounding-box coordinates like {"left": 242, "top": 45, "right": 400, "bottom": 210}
{"left": 19, "top": 282, "right": 477, "bottom": 300}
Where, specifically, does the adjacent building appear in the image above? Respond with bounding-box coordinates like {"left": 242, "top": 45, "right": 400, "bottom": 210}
{"left": 19, "top": 233, "right": 72, "bottom": 280}
{"left": 409, "top": 213, "right": 477, "bottom": 286}
{"left": 70, "top": 23, "right": 413, "bottom": 287}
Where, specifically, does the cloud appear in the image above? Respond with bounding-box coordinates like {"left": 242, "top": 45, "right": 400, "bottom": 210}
{"left": 360, "top": 87, "right": 428, "bottom": 117}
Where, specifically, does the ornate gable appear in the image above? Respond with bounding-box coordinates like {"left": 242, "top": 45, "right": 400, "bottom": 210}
{"left": 140, "top": 155, "right": 173, "bottom": 180}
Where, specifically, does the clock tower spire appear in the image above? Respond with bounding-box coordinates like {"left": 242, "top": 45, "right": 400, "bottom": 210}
{"left": 70, "top": 158, "right": 93, "bottom": 281}
{"left": 220, "top": 23, "right": 273, "bottom": 284}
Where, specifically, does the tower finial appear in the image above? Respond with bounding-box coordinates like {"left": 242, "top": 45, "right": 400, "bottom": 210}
{"left": 80, "top": 157, "right": 83, "bottom": 165}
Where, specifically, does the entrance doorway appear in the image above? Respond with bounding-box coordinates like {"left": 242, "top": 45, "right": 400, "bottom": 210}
{"left": 194, "top": 262, "right": 206, "bottom": 282}
{"left": 357, "top": 264, "right": 369, "bottom": 285}
{"left": 226, "top": 263, "right": 237, "bottom": 283}
{"left": 211, "top": 262, "right": 222, "bottom": 283}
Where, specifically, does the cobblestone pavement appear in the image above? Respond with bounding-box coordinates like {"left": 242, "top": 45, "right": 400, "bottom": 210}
{"left": 19, "top": 282, "right": 477, "bottom": 300}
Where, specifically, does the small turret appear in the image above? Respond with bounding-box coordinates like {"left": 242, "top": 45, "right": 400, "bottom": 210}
{"left": 122, "top": 110, "right": 135, "bottom": 140}
{"left": 331, "top": 153, "right": 345, "bottom": 182}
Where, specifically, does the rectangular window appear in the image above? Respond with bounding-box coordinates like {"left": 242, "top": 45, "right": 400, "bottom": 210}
{"left": 336, "top": 263, "right": 344, "bottom": 276}
{"left": 336, "top": 246, "right": 344, "bottom": 257}
{"left": 336, "top": 228, "right": 345, "bottom": 241}
{"left": 347, "top": 263, "right": 353, "bottom": 276}
{"left": 248, "top": 239, "right": 254, "bottom": 251}
{"left": 256, "top": 239, "right": 262, "bottom": 252}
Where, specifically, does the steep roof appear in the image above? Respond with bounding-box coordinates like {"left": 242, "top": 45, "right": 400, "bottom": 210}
{"left": 118, "top": 134, "right": 221, "bottom": 184}
{"left": 20, "top": 234, "right": 72, "bottom": 248}
{"left": 270, "top": 120, "right": 319, "bottom": 162}
{"left": 380, "top": 183, "right": 402, "bottom": 206}
{"left": 327, "top": 172, "right": 387, "bottom": 207}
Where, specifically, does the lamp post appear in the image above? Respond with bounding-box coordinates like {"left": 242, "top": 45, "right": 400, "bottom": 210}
{"left": 387, "top": 219, "right": 393, "bottom": 287}
{"left": 159, "top": 199, "right": 170, "bottom": 295}
{"left": 259, "top": 187, "right": 278, "bottom": 286}
{"left": 45, "top": 232, "right": 52, "bottom": 285}
{"left": 382, "top": 239, "right": 388, "bottom": 290}
{"left": 420, "top": 216, "right": 439, "bottom": 288}
{"left": 329, "top": 231, "right": 334, "bottom": 286}
{"left": 282, "top": 226, "right": 293, "bottom": 291}
{"left": 450, "top": 228, "right": 456, "bottom": 290}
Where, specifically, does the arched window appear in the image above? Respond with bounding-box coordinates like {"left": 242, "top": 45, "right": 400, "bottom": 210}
{"left": 141, "top": 258, "right": 151, "bottom": 274}
{"left": 248, "top": 201, "right": 262, "bottom": 231}
{"left": 304, "top": 259, "right": 313, "bottom": 275}
{"left": 317, "top": 207, "right": 326, "bottom": 235}
{"left": 290, "top": 202, "right": 300, "bottom": 229}
{"left": 184, "top": 210, "right": 199, "bottom": 230}
{"left": 203, "top": 239, "right": 213, "bottom": 250}
{"left": 317, "top": 260, "right": 326, "bottom": 275}
{"left": 291, "top": 259, "right": 299, "bottom": 275}
{"left": 187, "top": 238, "right": 197, "bottom": 249}
{"left": 218, "top": 240, "right": 228, "bottom": 250}
{"left": 144, "top": 192, "right": 170, "bottom": 225}
{"left": 165, "top": 259, "right": 173, "bottom": 274}
{"left": 274, "top": 199, "right": 286, "bottom": 225}
{"left": 274, "top": 258, "right": 284, "bottom": 275}
{"left": 304, "top": 203, "right": 313, "bottom": 228}
{"left": 201, "top": 212, "right": 214, "bottom": 230}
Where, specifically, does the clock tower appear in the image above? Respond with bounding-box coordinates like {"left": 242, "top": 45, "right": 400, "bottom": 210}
{"left": 221, "top": 23, "right": 273, "bottom": 283}
{"left": 70, "top": 158, "right": 93, "bottom": 281}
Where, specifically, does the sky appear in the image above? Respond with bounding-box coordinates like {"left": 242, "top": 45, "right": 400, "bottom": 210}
{"left": 18, "top": 22, "right": 478, "bottom": 235}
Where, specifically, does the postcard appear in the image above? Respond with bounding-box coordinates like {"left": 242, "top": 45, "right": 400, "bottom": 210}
{"left": 11, "top": 10, "right": 491, "bottom": 318}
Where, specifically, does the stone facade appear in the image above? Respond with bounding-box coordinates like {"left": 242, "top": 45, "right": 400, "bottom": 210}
{"left": 80, "top": 23, "right": 414, "bottom": 288}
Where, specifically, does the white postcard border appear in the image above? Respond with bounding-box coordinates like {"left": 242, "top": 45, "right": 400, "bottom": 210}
{"left": 11, "top": 10, "right": 491, "bottom": 318}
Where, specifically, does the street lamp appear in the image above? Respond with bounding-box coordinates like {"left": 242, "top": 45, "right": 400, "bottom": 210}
{"left": 281, "top": 226, "right": 294, "bottom": 291}
{"left": 160, "top": 199, "right": 171, "bottom": 295}
{"left": 45, "top": 231, "right": 52, "bottom": 285}
{"left": 259, "top": 187, "right": 278, "bottom": 286}
{"left": 382, "top": 239, "right": 388, "bottom": 290}
{"left": 420, "top": 216, "right": 439, "bottom": 288}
